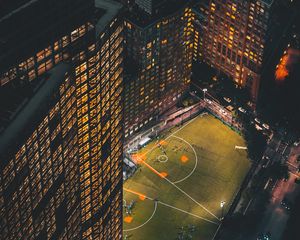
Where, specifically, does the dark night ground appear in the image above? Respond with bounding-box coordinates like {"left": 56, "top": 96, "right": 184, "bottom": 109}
{"left": 259, "top": 54, "right": 300, "bottom": 135}
{"left": 259, "top": 3, "right": 300, "bottom": 136}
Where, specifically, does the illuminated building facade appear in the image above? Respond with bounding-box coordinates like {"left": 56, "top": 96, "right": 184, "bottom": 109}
{"left": 192, "top": 0, "right": 273, "bottom": 101}
{"left": 0, "top": 0, "right": 124, "bottom": 239}
{"left": 123, "top": 1, "right": 193, "bottom": 138}
{"left": 191, "top": 0, "right": 210, "bottom": 62}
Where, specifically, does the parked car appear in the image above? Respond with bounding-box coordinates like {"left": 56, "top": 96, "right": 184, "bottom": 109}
{"left": 205, "top": 99, "right": 212, "bottom": 104}
{"left": 255, "top": 117, "right": 261, "bottom": 124}
{"left": 262, "top": 123, "right": 270, "bottom": 130}
{"left": 238, "top": 107, "right": 246, "bottom": 113}
{"left": 281, "top": 198, "right": 292, "bottom": 211}
{"left": 223, "top": 97, "right": 231, "bottom": 103}
{"left": 257, "top": 232, "right": 271, "bottom": 240}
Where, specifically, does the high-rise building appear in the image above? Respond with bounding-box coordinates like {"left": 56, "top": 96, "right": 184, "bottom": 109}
{"left": 115, "top": 0, "right": 135, "bottom": 7}
{"left": 191, "top": 0, "right": 210, "bottom": 62}
{"left": 123, "top": 0, "right": 193, "bottom": 138}
{"left": 192, "top": 0, "right": 273, "bottom": 101}
{"left": 0, "top": 0, "right": 124, "bottom": 239}
{"left": 135, "top": 0, "right": 168, "bottom": 15}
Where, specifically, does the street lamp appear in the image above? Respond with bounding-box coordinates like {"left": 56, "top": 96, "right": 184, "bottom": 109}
{"left": 202, "top": 88, "right": 208, "bottom": 99}
{"left": 220, "top": 201, "right": 226, "bottom": 220}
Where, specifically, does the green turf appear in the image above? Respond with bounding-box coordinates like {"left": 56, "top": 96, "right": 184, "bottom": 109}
{"left": 123, "top": 113, "right": 251, "bottom": 240}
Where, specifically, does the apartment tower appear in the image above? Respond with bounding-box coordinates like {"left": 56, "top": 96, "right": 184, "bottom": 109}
{"left": 192, "top": 0, "right": 273, "bottom": 101}
{"left": 123, "top": 0, "right": 193, "bottom": 138}
{"left": 0, "top": 0, "right": 124, "bottom": 239}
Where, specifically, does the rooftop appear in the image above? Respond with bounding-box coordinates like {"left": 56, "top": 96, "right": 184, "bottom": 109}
{"left": 192, "top": 0, "right": 209, "bottom": 17}
{"left": 0, "top": 0, "right": 94, "bottom": 71}
{"left": 0, "top": 0, "right": 37, "bottom": 23}
{"left": 260, "top": 0, "right": 274, "bottom": 7}
{"left": 0, "top": 0, "right": 123, "bottom": 157}
{"left": 125, "top": 0, "right": 189, "bottom": 28}
{"left": 0, "top": 0, "right": 32, "bottom": 20}
{"left": 0, "top": 63, "right": 69, "bottom": 157}
{"left": 95, "top": 0, "right": 123, "bottom": 35}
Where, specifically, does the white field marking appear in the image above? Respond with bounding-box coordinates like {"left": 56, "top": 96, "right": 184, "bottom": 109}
{"left": 123, "top": 201, "right": 158, "bottom": 232}
{"left": 171, "top": 135, "right": 198, "bottom": 184}
{"left": 243, "top": 198, "right": 253, "bottom": 215}
{"left": 235, "top": 145, "right": 247, "bottom": 150}
{"left": 123, "top": 188, "right": 218, "bottom": 229}
{"left": 287, "top": 161, "right": 298, "bottom": 169}
{"left": 162, "top": 170, "right": 220, "bottom": 221}
{"left": 157, "top": 201, "right": 219, "bottom": 225}
{"left": 157, "top": 155, "right": 168, "bottom": 163}
{"left": 136, "top": 153, "right": 220, "bottom": 221}
{"left": 140, "top": 116, "right": 199, "bottom": 158}
{"left": 134, "top": 115, "right": 220, "bottom": 221}
{"left": 211, "top": 223, "right": 222, "bottom": 240}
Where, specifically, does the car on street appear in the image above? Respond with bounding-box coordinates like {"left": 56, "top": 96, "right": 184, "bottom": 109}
{"left": 257, "top": 232, "right": 271, "bottom": 240}
{"left": 238, "top": 107, "right": 246, "bottom": 113}
{"left": 263, "top": 123, "right": 270, "bottom": 130}
{"left": 223, "top": 97, "right": 231, "bottom": 103}
{"left": 220, "top": 109, "right": 227, "bottom": 115}
{"left": 255, "top": 124, "right": 263, "bottom": 131}
{"left": 294, "top": 140, "right": 300, "bottom": 146}
{"left": 205, "top": 99, "right": 212, "bottom": 104}
{"left": 255, "top": 117, "right": 261, "bottom": 124}
{"left": 281, "top": 197, "right": 292, "bottom": 211}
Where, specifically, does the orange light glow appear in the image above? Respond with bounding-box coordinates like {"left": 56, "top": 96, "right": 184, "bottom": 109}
{"left": 131, "top": 153, "right": 145, "bottom": 164}
{"left": 181, "top": 155, "right": 189, "bottom": 163}
{"left": 124, "top": 216, "right": 133, "bottom": 223}
{"left": 139, "top": 195, "right": 146, "bottom": 201}
{"left": 124, "top": 187, "right": 147, "bottom": 201}
{"left": 159, "top": 140, "right": 168, "bottom": 146}
{"left": 275, "top": 54, "right": 289, "bottom": 81}
{"left": 142, "top": 161, "right": 166, "bottom": 178}
{"left": 133, "top": 152, "right": 168, "bottom": 179}
{"left": 275, "top": 48, "right": 300, "bottom": 82}
{"left": 160, "top": 172, "right": 168, "bottom": 178}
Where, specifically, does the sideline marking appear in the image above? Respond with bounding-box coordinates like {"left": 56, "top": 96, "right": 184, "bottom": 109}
{"left": 123, "top": 201, "right": 158, "bottom": 232}
{"left": 123, "top": 188, "right": 219, "bottom": 229}
{"left": 140, "top": 117, "right": 199, "bottom": 158}
{"left": 133, "top": 152, "right": 219, "bottom": 221}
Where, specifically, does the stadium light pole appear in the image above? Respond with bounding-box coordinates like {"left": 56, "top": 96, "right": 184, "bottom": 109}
{"left": 220, "top": 201, "right": 226, "bottom": 220}
{"left": 202, "top": 88, "right": 208, "bottom": 99}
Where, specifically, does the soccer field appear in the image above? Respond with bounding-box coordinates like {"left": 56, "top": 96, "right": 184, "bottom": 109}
{"left": 123, "top": 113, "right": 251, "bottom": 240}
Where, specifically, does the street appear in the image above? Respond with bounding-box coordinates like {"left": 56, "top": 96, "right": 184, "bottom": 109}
{"left": 256, "top": 175, "right": 299, "bottom": 240}
{"left": 245, "top": 145, "right": 300, "bottom": 240}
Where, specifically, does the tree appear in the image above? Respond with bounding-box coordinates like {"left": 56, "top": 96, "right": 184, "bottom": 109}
{"left": 222, "top": 191, "right": 271, "bottom": 239}
{"left": 267, "top": 162, "right": 289, "bottom": 181}
{"left": 243, "top": 118, "right": 267, "bottom": 161}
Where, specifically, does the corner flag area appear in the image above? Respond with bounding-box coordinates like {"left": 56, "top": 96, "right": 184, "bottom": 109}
{"left": 123, "top": 114, "right": 251, "bottom": 239}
